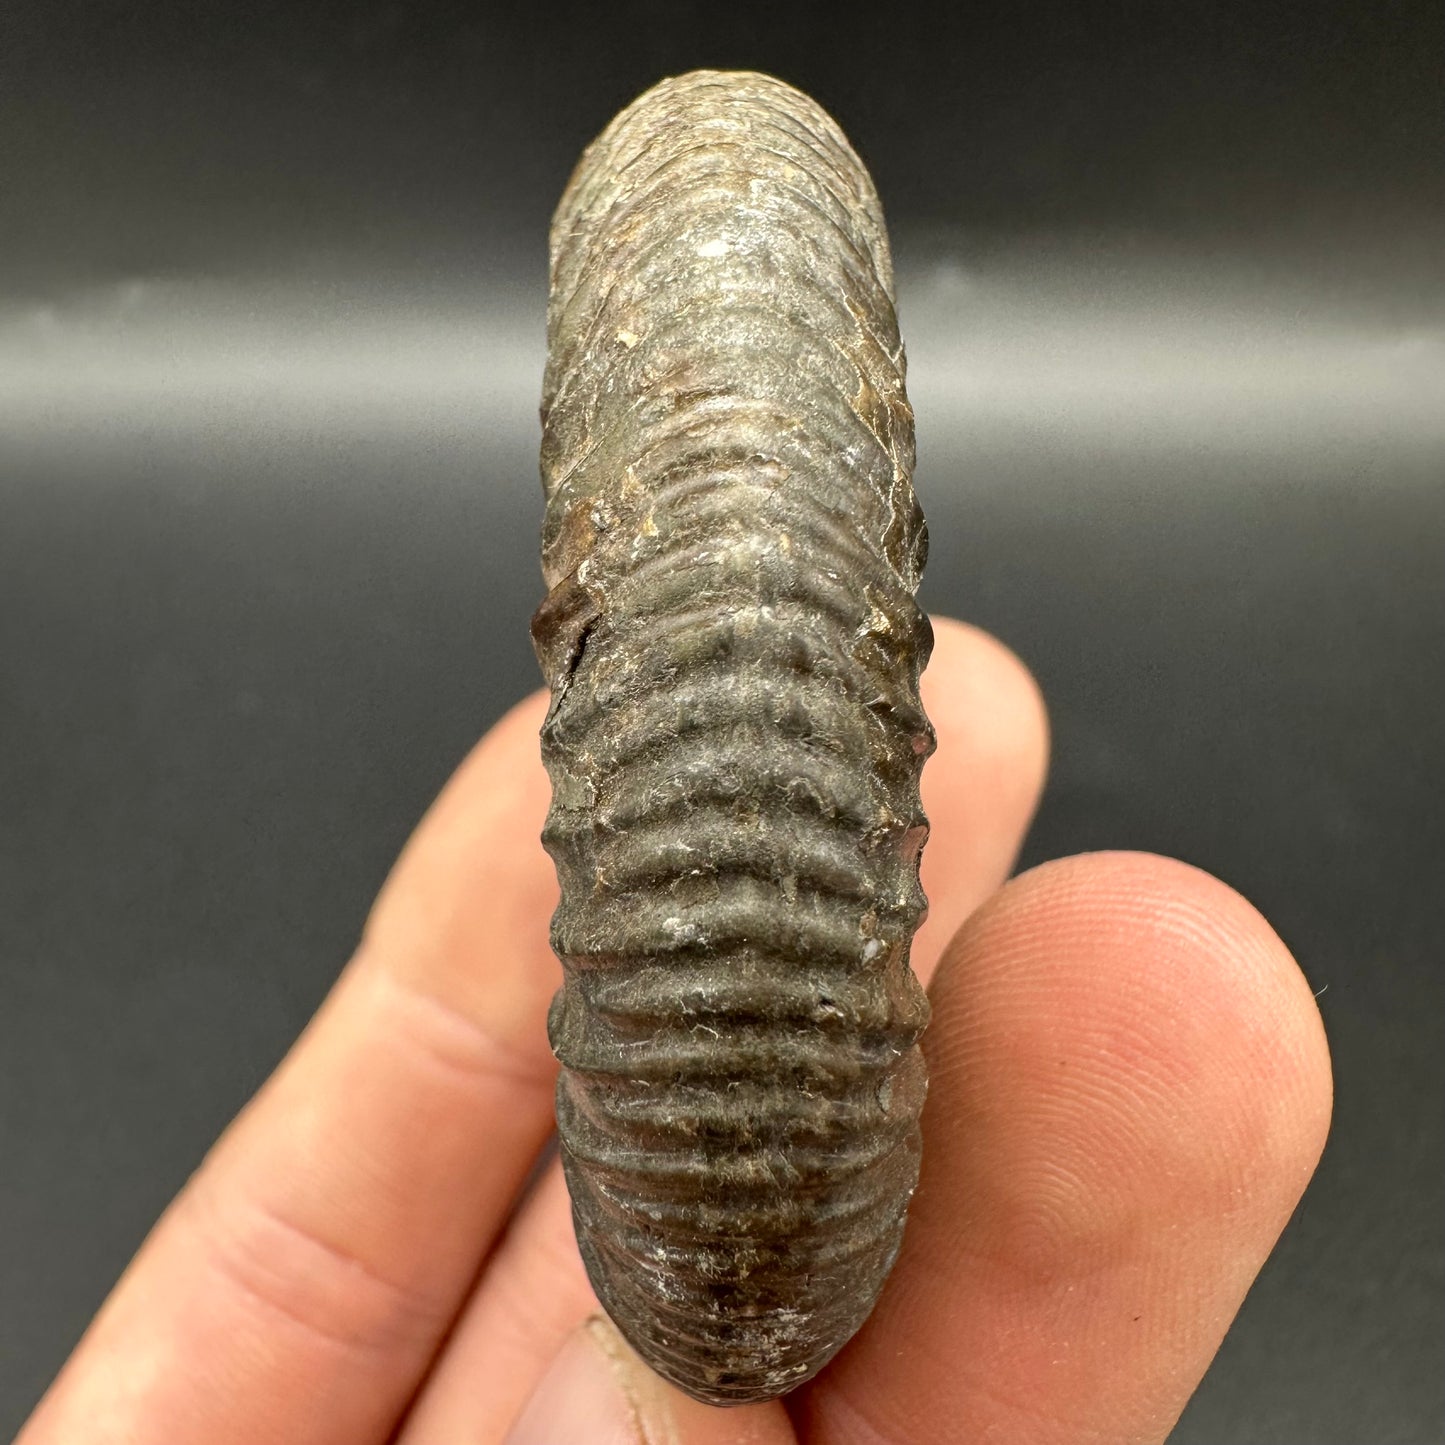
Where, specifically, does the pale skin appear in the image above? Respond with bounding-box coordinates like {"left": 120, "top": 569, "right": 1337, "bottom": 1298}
{"left": 20, "top": 617, "right": 1333, "bottom": 1445}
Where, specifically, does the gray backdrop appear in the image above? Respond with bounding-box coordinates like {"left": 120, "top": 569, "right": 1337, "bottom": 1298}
{"left": 3, "top": 3, "right": 1443, "bottom": 1439}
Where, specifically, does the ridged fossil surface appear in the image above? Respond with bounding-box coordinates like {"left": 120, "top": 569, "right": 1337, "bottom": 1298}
{"left": 532, "top": 70, "right": 934, "bottom": 1405}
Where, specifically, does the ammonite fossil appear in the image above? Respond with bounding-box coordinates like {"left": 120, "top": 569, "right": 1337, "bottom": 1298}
{"left": 532, "top": 69, "right": 933, "bottom": 1405}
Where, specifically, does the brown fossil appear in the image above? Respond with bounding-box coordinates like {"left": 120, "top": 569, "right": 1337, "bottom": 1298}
{"left": 532, "top": 70, "right": 933, "bottom": 1405}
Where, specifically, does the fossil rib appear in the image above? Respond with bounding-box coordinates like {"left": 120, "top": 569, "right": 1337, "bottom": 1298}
{"left": 533, "top": 69, "right": 933, "bottom": 1406}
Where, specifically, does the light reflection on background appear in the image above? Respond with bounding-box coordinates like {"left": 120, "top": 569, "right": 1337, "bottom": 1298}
{"left": 5, "top": 239, "right": 1442, "bottom": 464}
{"left": 3, "top": 235, "right": 1442, "bottom": 1445}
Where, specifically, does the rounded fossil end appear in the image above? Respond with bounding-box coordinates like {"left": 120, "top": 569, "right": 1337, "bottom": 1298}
{"left": 559, "top": 1104, "right": 925, "bottom": 1406}
{"left": 550, "top": 67, "right": 894, "bottom": 298}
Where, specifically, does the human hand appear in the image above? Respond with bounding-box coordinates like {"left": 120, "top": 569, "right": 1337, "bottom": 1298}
{"left": 19, "top": 617, "right": 1331, "bottom": 1445}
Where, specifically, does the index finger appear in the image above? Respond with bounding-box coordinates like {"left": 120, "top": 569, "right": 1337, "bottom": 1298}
{"left": 20, "top": 693, "right": 562, "bottom": 1445}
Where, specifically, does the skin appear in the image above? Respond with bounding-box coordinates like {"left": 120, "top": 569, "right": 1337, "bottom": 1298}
{"left": 19, "top": 617, "right": 1332, "bottom": 1445}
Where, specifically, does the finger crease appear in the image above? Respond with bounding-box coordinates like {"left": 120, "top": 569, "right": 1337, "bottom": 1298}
{"left": 188, "top": 1179, "right": 446, "bottom": 1359}
{"left": 372, "top": 960, "right": 558, "bottom": 1098}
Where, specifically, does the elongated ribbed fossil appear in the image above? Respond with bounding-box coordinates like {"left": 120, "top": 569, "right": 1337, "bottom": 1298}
{"left": 532, "top": 70, "right": 933, "bottom": 1405}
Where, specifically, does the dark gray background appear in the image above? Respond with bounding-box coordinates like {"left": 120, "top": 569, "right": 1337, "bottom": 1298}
{"left": 2, "top": 2, "right": 1443, "bottom": 1439}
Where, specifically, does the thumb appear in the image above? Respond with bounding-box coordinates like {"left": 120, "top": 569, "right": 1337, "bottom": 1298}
{"left": 503, "top": 1315, "right": 798, "bottom": 1445}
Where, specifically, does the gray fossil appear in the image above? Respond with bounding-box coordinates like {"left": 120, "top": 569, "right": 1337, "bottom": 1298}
{"left": 532, "top": 69, "right": 933, "bottom": 1405}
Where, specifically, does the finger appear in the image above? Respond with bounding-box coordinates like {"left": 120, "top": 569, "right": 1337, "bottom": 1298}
{"left": 503, "top": 1316, "right": 799, "bottom": 1445}
{"left": 913, "top": 617, "right": 1049, "bottom": 984}
{"left": 398, "top": 1162, "right": 598, "bottom": 1442}
{"left": 796, "top": 851, "right": 1334, "bottom": 1445}
{"left": 21, "top": 693, "right": 562, "bottom": 1445}
{"left": 397, "top": 617, "right": 1048, "bottom": 1437}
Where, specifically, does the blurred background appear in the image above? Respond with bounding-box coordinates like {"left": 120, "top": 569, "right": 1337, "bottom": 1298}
{"left": 2, "top": 2, "right": 1442, "bottom": 1438}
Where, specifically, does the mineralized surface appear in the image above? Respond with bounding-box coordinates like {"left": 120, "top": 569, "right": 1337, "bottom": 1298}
{"left": 533, "top": 69, "right": 934, "bottom": 1405}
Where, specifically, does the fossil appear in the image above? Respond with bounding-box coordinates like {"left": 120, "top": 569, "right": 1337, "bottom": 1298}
{"left": 532, "top": 69, "right": 933, "bottom": 1405}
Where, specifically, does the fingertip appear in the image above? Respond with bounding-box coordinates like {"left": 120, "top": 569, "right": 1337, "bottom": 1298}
{"left": 810, "top": 849, "right": 1332, "bottom": 1445}
{"left": 926, "top": 617, "right": 1051, "bottom": 810}
{"left": 478, "top": 688, "right": 553, "bottom": 761}
{"left": 408, "top": 686, "right": 552, "bottom": 857}
{"left": 911, "top": 617, "right": 1050, "bottom": 980}
{"left": 938, "top": 849, "right": 1333, "bottom": 1195}
{"left": 362, "top": 686, "right": 559, "bottom": 1044}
